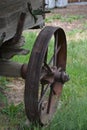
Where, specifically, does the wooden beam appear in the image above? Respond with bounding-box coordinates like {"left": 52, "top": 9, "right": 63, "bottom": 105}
{"left": 0, "top": 60, "right": 22, "bottom": 77}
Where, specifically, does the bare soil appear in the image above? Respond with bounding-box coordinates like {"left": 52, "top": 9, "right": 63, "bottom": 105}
{"left": 1, "top": 4, "right": 87, "bottom": 106}
{"left": 5, "top": 78, "right": 25, "bottom": 105}
{"left": 45, "top": 4, "right": 87, "bottom": 31}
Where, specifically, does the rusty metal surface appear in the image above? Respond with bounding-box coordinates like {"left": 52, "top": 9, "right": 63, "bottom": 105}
{"left": 24, "top": 26, "right": 69, "bottom": 125}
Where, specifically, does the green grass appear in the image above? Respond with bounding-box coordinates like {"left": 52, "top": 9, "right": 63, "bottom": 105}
{"left": 45, "top": 14, "right": 86, "bottom": 23}
{"left": 40, "top": 29, "right": 87, "bottom": 130}
{"left": 45, "top": 14, "right": 62, "bottom": 23}
{"left": 0, "top": 20, "right": 87, "bottom": 129}
{"left": 60, "top": 15, "right": 85, "bottom": 23}
{"left": 0, "top": 103, "right": 27, "bottom": 130}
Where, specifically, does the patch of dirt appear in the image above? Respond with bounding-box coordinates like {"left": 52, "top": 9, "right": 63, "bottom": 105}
{"left": 1, "top": 4, "right": 87, "bottom": 106}
{"left": 5, "top": 78, "right": 25, "bottom": 105}
{"left": 46, "top": 5, "right": 87, "bottom": 32}
{"left": 50, "top": 5, "right": 87, "bottom": 16}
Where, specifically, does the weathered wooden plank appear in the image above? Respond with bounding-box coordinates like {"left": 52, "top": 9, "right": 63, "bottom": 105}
{"left": 0, "top": 0, "right": 44, "bottom": 41}
{"left": 0, "top": 0, "right": 43, "bottom": 16}
{"left": 0, "top": 0, "right": 26, "bottom": 16}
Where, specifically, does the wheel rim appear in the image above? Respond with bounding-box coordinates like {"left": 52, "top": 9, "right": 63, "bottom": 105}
{"left": 24, "top": 26, "right": 69, "bottom": 125}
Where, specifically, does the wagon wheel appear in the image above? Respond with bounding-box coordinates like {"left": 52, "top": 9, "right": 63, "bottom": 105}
{"left": 24, "top": 26, "right": 69, "bottom": 126}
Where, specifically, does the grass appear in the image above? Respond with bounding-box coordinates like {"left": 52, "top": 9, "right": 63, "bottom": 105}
{"left": 0, "top": 16, "right": 87, "bottom": 129}
{"left": 50, "top": 34, "right": 87, "bottom": 130}
{"left": 0, "top": 103, "right": 27, "bottom": 129}
{"left": 45, "top": 14, "right": 86, "bottom": 23}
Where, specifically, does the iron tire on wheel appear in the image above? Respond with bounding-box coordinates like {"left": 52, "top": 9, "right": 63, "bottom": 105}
{"left": 24, "top": 26, "right": 67, "bottom": 126}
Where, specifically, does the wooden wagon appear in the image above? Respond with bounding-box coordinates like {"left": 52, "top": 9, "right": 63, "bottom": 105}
{"left": 0, "top": 0, "right": 69, "bottom": 126}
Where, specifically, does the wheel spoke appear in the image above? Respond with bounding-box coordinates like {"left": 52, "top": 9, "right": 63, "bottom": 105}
{"left": 38, "top": 84, "right": 50, "bottom": 107}
{"left": 44, "top": 49, "right": 48, "bottom": 63}
{"left": 54, "top": 33, "right": 58, "bottom": 65}
{"left": 47, "top": 84, "right": 53, "bottom": 114}
{"left": 44, "top": 62, "right": 52, "bottom": 73}
{"left": 48, "top": 45, "right": 61, "bottom": 65}
{"left": 39, "top": 84, "right": 44, "bottom": 115}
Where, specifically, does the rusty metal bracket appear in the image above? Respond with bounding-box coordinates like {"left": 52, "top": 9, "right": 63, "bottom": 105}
{"left": 27, "top": 2, "right": 37, "bottom": 23}
{"left": 12, "top": 12, "right": 26, "bottom": 44}
{"left": 27, "top": 1, "right": 50, "bottom": 23}
{"left": 32, "top": 9, "right": 50, "bottom": 16}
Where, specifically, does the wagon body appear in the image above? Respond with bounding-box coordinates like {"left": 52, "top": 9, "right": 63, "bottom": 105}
{"left": 0, "top": 0, "right": 44, "bottom": 42}
{"left": 0, "top": 0, "right": 69, "bottom": 126}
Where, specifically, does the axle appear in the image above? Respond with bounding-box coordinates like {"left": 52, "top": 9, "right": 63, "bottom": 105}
{"left": 0, "top": 60, "right": 69, "bottom": 84}
{"left": 0, "top": 60, "right": 27, "bottom": 78}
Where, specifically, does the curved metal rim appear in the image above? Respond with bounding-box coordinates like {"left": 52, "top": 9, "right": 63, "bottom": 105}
{"left": 24, "top": 26, "right": 67, "bottom": 125}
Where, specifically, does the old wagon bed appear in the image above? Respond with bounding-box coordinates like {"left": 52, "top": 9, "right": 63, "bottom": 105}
{"left": 0, "top": 0, "right": 44, "bottom": 42}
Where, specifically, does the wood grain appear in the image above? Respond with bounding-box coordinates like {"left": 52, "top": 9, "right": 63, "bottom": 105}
{"left": 0, "top": 0, "right": 44, "bottom": 41}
